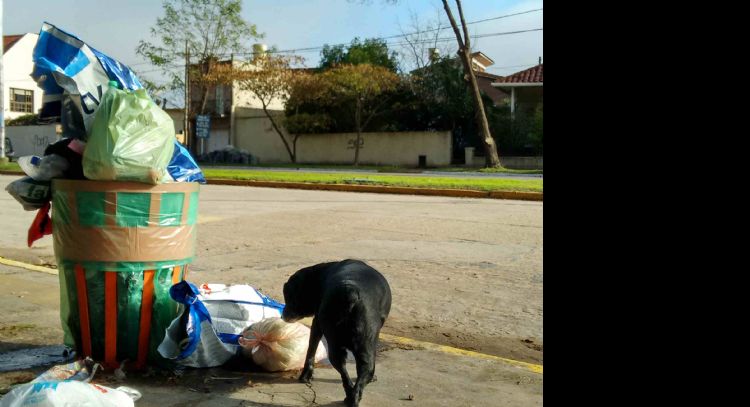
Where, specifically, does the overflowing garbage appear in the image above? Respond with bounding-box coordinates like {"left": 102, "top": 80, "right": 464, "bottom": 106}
{"left": 1, "top": 22, "right": 321, "bottom": 407}
{"left": 5, "top": 22, "right": 206, "bottom": 247}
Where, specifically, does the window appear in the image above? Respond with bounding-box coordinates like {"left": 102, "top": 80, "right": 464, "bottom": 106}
{"left": 10, "top": 88, "right": 34, "bottom": 113}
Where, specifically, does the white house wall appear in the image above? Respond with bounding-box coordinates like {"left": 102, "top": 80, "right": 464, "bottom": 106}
{"left": 3, "top": 33, "right": 43, "bottom": 121}
{"left": 5, "top": 125, "right": 59, "bottom": 157}
{"left": 231, "top": 60, "right": 286, "bottom": 110}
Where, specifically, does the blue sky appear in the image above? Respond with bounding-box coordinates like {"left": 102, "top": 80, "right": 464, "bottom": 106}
{"left": 4, "top": 0, "right": 542, "bottom": 98}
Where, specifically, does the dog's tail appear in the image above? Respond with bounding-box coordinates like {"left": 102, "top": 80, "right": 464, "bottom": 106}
{"left": 341, "top": 284, "right": 361, "bottom": 314}
{"left": 330, "top": 284, "right": 362, "bottom": 325}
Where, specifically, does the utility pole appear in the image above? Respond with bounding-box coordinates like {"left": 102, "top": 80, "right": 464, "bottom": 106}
{"left": 0, "top": 0, "right": 8, "bottom": 165}
{"left": 184, "top": 40, "right": 190, "bottom": 152}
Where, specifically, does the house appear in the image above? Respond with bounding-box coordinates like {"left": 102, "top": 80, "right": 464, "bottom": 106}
{"left": 491, "top": 63, "right": 543, "bottom": 116}
{"left": 411, "top": 51, "right": 509, "bottom": 106}
{"left": 2, "top": 34, "right": 60, "bottom": 158}
{"left": 3, "top": 33, "right": 44, "bottom": 121}
{"left": 183, "top": 52, "right": 292, "bottom": 158}
{"left": 179, "top": 48, "right": 453, "bottom": 166}
{"left": 469, "top": 52, "right": 509, "bottom": 107}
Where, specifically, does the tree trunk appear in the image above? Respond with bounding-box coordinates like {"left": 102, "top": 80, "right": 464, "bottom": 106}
{"left": 442, "top": 0, "right": 501, "bottom": 168}
{"left": 262, "top": 105, "right": 296, "bottom": 163}
{"left": 198, "top": 86, "right": 210, "bottom": 114}
{"left": 457, "top": 50, "right": 501, "bottom": 167}
{"left": 292, "top": 134, "right": 300, "bottom": 164}
{"left": 354, "top": 100, "right": 362, "bottom": 166}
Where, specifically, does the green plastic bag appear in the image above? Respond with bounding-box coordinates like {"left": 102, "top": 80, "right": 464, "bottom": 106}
{"left": 83, "top": 83, "right": 175, "bottom": 184}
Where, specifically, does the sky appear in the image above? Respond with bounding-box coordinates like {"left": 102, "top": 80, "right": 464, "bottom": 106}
{"left": 3, "top": 0, "right": 542, "bottom": 105}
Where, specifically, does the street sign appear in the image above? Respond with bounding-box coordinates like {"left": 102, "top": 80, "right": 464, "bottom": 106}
{"left": 195, "top": 115, "right": 211, "bottom": 139}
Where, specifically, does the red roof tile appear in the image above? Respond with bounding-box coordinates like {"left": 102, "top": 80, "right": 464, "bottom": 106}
{"left": 3, "top": 35, "right": 24, "bottom": 54}
{"left": 494, "top": 64, "right": 543, "bottom": 84}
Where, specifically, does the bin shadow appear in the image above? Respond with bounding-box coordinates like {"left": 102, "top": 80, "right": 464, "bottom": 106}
{"left": 0, "top": 342, "right": 73, "bottom": 373}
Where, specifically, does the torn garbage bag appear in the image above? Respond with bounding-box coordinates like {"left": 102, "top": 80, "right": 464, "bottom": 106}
{"left": 158, "top": 281, "right": 285, "bottom": 368}
{"left": 31, "top": 22, "right": 143, "bottom": 139}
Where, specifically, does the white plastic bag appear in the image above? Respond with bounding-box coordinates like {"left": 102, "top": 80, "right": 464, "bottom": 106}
{"left": 18, "top": 155, "right": 69, "bottom": 181}
{"left": 0, "top": 381, "right": 135, "bottom": 407}
{"left": 158, "top": 282, "right": 284, "bottom": 368}
{"left": 4, "top": 177, "right": 51, "bottom": 211}
{"left": 238, "top": 317, "right": 328, "bottom": 372}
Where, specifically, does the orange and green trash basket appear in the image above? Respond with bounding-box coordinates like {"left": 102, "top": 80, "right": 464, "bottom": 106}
{"left": 51, "top": 179, "right": 200, "bottom": 370}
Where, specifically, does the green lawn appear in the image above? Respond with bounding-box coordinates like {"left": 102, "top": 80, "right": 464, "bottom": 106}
{"left": 0, "top": 162, "right": 21, "bottom": 172}
{"left": 2, "top": 162, "right": 542, "bottom": 192}
{"left": 203, "top": 168, "right": 543, "bottom": 192}
{"left": 205, "top": 162, "right": 543, "bottom": 175}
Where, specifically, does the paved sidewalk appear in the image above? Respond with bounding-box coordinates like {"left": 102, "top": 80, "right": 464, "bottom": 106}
{"left": 0, "top": 263, "right": 542, "bottom": 406}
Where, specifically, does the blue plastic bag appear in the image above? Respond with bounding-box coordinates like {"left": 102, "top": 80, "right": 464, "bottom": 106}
{"left": 168, "top": 141, "right": 207, "bottom": 183}
{"left": 32, "top": 22, "right": 143, "bottom": 139}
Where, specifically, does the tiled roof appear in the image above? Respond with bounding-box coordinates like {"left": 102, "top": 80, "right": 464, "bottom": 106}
{"left": 3, "top": 35, "right": 24, "bottom": 54}
{"left": 494, "top": 64, "right": 543, "bottom": 83}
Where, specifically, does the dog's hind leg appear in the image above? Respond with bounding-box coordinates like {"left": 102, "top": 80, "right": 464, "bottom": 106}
{"left": 328, "top": 343, "right": 355, "bottom": 404}
{"left": 350, "top": 347, "right": 376, "bottom": 407}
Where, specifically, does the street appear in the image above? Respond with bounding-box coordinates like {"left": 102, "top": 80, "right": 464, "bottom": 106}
{"left": 0, "top": 175, "right": 543, "bottom": 406}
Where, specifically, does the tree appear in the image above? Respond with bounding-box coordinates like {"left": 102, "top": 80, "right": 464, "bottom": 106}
{"left": 206, "top": 54, "right": 305, "bottom": 162}
{"left": 136, "top": 0, "right": 261, "bottom": 150}
{"left": 319, "top": 64, "right": 400, "bottom": 165}
{"left": 320, "top": 38, "right": 399, "bottom": 72}
{"left": 440, "top": 0, "right": 501, "bottom": 167}
{"left": 352, "top": 0, "right": 502, "bottom": 167}
{"left": 141, "top": 79, "right": 170, "bottom": 108}
{"left": 397, "top": 7, "right": 456, "bottom": 72}
{"left": 284, "top": 72, "right": 332, "bottom": 160}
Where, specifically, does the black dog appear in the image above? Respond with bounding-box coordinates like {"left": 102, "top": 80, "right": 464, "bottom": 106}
{"left": 282, "top": 259, "right": 392, "bottom": 407}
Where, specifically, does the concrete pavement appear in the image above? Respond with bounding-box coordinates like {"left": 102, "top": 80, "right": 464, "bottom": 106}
{"left": 0, "top": 262, "right": 542, "bottom": 406}
{"left": 0, "top": 174, "right": 543, "bottom": 405}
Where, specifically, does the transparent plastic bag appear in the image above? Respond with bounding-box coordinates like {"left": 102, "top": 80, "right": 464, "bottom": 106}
{"left": 82, "top": 82, "right": 175, "bottom": 185}
{"left": 238, "top": 317, "right": 328, "bottom": 372}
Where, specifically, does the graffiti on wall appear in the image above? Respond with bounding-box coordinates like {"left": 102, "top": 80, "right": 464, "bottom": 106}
{"left": 33, "top": 134, "right": 52, "bottom": 152}
{"left": 5, "top": 126, "right": 59, "bottom": 157}
{"left": 347, "top": 138, "right": 364, "bottom": 150}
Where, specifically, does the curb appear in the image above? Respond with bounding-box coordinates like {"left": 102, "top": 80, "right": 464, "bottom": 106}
{"left": 206, "top": 179, "right": 543, "bottom": 201}
{"left": 0, "top": 171, "right": 543, "bottom": 201}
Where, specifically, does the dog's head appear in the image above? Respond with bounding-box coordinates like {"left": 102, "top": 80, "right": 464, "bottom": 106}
{"left": 281, "top": 263, "right": 329, "bottom": 323}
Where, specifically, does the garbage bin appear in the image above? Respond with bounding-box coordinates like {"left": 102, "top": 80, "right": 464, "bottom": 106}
{"left": 51, "top": 179, "right": 200, "bottom": 370}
